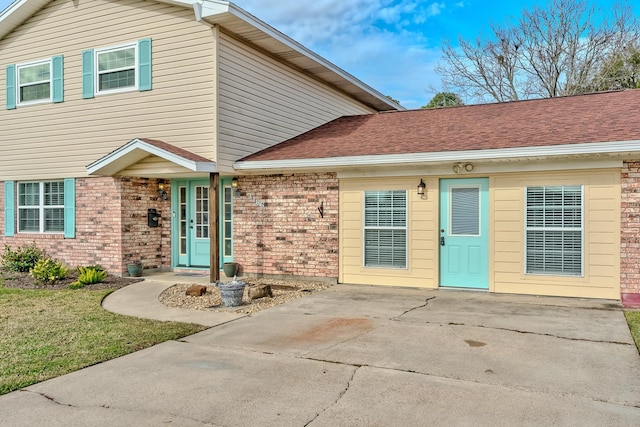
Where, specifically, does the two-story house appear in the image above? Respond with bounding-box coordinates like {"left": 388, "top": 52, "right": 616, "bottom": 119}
{"left": 0, "top": 0, "right": 400, "bottom": 280}
{"left": 3, "top": 0, "right": 640, "bottom": 307}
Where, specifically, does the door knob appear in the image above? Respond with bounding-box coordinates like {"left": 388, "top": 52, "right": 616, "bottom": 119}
{"left": 440, "top": 236, "right": 445, "bottom": 246}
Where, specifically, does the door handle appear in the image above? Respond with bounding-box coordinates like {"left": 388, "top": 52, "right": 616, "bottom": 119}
{"left": 190, "top": 219, "right": 194, "bottom": 229}
{"left": 440, "top": 236, "right": 445, "bottom": 246}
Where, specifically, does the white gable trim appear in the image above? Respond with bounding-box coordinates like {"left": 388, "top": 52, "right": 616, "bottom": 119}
{"left": 86, "top": 138, "right": 217, "bottom": 176}
{"left": 234, "top": 140, "right": 640, "bottom": 171}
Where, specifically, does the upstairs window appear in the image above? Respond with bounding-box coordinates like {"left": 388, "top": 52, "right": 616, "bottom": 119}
{"left": 97, "top": 43, "right": 136, "bottom": 93}
{"left": 5, "top": 56, "right": 63, "bottom": 109}
{"left": 363, "top": 190, "right": 407, "bottom": 268}
{"left": 82, "top": 39, "right": 152, "bottom": 98}
{"left": 18, "top": 61, "right": 51, "bottom": 103}
{"left": 525, "top": 185, "right": 583, "bottom": 276}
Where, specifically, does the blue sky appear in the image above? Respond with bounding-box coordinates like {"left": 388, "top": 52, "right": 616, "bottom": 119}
{"left": 0, "top": 0, "right": 630, "bottom": 108}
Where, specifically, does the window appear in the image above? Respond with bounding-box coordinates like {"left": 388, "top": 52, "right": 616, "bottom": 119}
{"left": 18, "top": 60, "right": 51, "bottom": 103}
{"left": 525, "top": 186, "right": 583, "bottom": 276}
{"left": 96, "top": 43, "right": 136, "bottom": 93}
{"left": 18, "top": 181, "right": 65, "bottom": 233}
{"left": 82, "top": 39, "right": 152, "bottom": 98}
{"left": 6, "top": 56, "right": 63, "bottom": 109}
{"left": 364, "top": 190, "right": 407, "bottom": 268}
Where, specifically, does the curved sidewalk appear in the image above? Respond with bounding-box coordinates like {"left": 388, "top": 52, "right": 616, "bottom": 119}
{"left": 102, "top": 272, "right": 246, "bottom": 327}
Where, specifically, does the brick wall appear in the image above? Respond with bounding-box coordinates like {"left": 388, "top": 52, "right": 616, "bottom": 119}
{"left": 233, "top": 173, "right": 339, "bottom": 280}
{"left": 621, "top": 161, "right": 640, "bottom": 305}
{"left": 0, "top": 177, "right": 171, "bottom": 275}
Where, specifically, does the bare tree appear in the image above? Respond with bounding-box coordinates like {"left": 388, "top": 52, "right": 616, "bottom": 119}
{"left": 435, "top": 0, "right": 639, "bottom": 103}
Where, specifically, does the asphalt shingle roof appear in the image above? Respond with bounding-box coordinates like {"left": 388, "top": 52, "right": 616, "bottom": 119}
{"left": 241, "top": 90, "right": 640, "bottom": 162}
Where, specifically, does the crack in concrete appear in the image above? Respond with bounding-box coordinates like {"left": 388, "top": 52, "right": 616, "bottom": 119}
{"left": 304, "top": 366, "right": 360, "bottom": 426}
{"left": 27, "top": 390, "right": 77, "bottom": 408}
{"left": 392, "top": 296, "right": 436, "bottom": 320}
{"left": 468, "top": 323, "right": 634, "bottom": 346}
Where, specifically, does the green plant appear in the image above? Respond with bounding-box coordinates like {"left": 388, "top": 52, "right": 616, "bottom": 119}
{"left": 29, "top": 258, "right": 69, "bottom": 285}
{"left": 69, "top": 266, "right": 108, "bottom": 289}
{"left": 1, "top": 243, "right": 46, "bottom": 272}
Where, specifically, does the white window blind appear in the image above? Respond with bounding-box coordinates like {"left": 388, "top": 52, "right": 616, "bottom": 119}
{"left": 525, "top": 186, "right": 582, "bottom": 275}
{"left": 451, "top": 187, "right": 480, "bottom": 235}
{"left": 364, "top": 190, "right": 407, "bottom": 268}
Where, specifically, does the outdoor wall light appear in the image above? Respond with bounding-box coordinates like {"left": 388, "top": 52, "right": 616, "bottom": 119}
{"left": 417, "top": 178, "right": 426, "bottom": 196}
{"left": 158, "top": 182, "right": 168, "bottom": 201}
{"left": 231, "top": 177, "right": 239, "bottom": 189}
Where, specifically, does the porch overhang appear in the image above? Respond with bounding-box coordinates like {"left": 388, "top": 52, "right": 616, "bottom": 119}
{"left": 86, "top": 138, "right": 217, "bottom": 177}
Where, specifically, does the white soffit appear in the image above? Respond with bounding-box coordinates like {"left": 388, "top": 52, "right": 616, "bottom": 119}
{"left": 86, "top": 138, "right": 217, "bottom": 176}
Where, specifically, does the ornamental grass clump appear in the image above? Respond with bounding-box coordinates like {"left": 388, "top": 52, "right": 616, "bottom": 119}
{"left": 29, "top": 258, "right": 69, "bottom": 285}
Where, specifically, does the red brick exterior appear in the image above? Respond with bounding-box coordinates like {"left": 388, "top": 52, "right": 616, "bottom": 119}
{"left": 0, "top": 177, "right": 171, "bottom": 276}
{"left": 621, "top": 161, "right": 640, "bottom": 306}
{"left": 233, "top": 173, "right": 339, "bottom": 280}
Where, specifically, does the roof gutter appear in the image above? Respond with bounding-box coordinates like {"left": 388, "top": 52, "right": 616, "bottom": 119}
{"left": 234, "top": 140, "right": 640, "bottom": 171}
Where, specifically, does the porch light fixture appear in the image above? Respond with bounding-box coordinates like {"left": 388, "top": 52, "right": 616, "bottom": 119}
{"left": 417, "top": 179, "right": 426, "bottom": 196}
{"left": 231, "top": 177, "right": 239, "bottom": 189}
{"left": 158, "top": 182, "right": 168, "bottom": 201}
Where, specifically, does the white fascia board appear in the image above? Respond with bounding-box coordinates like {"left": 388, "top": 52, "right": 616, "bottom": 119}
{"left": 87, "top": 139, "right": 217, "bottom": 175}
{"left": 197, "top": 1, "right": 403, "bottom": 111}
{"left": 234, "top": 140, "right": 640, "bottom": 171}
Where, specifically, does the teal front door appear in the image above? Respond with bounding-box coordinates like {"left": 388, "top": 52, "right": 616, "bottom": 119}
{"left": 439, "top": 178, "right": 489, "bottom": 289}
{"left": 173, "top": 178, "right": 234, "bottom": 268}
{"left": 175, "top": 180, "right": 210, "bottom": 267}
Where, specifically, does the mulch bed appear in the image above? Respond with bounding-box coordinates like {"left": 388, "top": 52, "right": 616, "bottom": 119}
{"left": 0, "top": 269, "right": 141, "bottom": 291}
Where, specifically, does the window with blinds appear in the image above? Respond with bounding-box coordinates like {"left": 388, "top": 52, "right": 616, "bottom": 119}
{"left": 525, "top": 186, "right": 583, "bottom": 276}
{"left": 363, "top": 190, "right": 407, "bottom": 268}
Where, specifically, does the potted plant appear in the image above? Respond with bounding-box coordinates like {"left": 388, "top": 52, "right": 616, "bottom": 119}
{"left": 223, "top": 262, "right": 239, "bottom": 277}
{"left": 127, "top": 261, "right": 143, "bottom": 277}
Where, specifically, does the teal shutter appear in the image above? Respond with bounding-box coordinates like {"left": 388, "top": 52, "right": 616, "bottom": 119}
{"left": 52, "top": 55, "right": 64, "bottom": 103}
{"left": 138, "top": 38, "right": 152, "bottom": 91}
{"left": 5, "top": 64, "right": 16, "bottom": 110}
{"left": 82, "top": 49, "right": 94, "bottom": 99}
{"left": 63, "top": 178, "right": 75, "bottom": 238}
{"left": 4, "top": 181, "right": 15, "bottom": 236}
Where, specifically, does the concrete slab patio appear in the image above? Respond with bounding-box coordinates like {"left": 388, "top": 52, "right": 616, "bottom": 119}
{"left": 1, "top": 282, "right": 639, "bottom": 426}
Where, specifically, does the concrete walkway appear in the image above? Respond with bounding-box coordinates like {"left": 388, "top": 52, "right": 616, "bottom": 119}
{"left": 101, "top": 272, "right": 246, "bottom": 326}
{"left": 1, "top": 277, "right": 639, "bottom": 426}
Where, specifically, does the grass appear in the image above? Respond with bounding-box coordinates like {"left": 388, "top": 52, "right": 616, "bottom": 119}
{"left": 0, "top": 286, "right": 207, "bottom": 395}
{"left": 624, "top": 311, "right": 640, "bottom": 354}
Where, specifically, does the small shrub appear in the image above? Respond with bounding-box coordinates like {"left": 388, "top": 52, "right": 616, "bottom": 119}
{"left": 1, "top": 243, "right": 46, "bottom": 272}
{"left": 30, "top": 258, "right": 69, "bottom": 285}
{"left": 82, "top": 264, "right": 105, "bottom": 273}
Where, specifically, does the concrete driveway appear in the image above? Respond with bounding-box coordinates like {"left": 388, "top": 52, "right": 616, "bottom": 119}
{"left": 1, "top": 284, "right": 639, "bottom": 426}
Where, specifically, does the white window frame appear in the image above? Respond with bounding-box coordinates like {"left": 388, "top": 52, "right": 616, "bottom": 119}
{"left": 363, "top": 190, "right": 408, "bottom": 269}
{"left": 524, "top": 185, "right": 584, "bottom": 276}
{"left": 95, "top": 42, "right": 138, "bottom": 95}
{"left": 16, "top": 58, "right": 52, "bottom": 106}
{"left": 18, "top": 181, "right": 65, "bottom": 234}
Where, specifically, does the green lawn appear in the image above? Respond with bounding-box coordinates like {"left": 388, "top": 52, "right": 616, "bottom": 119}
{"left": 0, "top": 287, "right": 207, "bottom": 395}
{"left": 625, "top": 310, "right": 640, "bottom": 354}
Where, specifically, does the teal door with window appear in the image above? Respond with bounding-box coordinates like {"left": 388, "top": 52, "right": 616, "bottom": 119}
{"left": 439, "top": 178, "right": 489, "bottom": 289}
{"left": 173, "top": 178, "right": 234, "bottom": 268}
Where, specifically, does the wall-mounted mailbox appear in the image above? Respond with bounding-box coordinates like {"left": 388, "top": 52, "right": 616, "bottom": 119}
{"left": 148, "top": 209, "right": 160, "bottom": 227}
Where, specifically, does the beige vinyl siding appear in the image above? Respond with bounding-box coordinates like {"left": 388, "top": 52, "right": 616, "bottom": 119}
{"left": 216, "top": 33, "right": 374, "bottom": 172}
{"left": 492, "top": 169, "right": 620, "bottom": 299}
{"left": 0, "top": 0, "right": 216, "bottom": 180}
{"left": 340, "top": 177, "right": 438, "bottom": 288}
